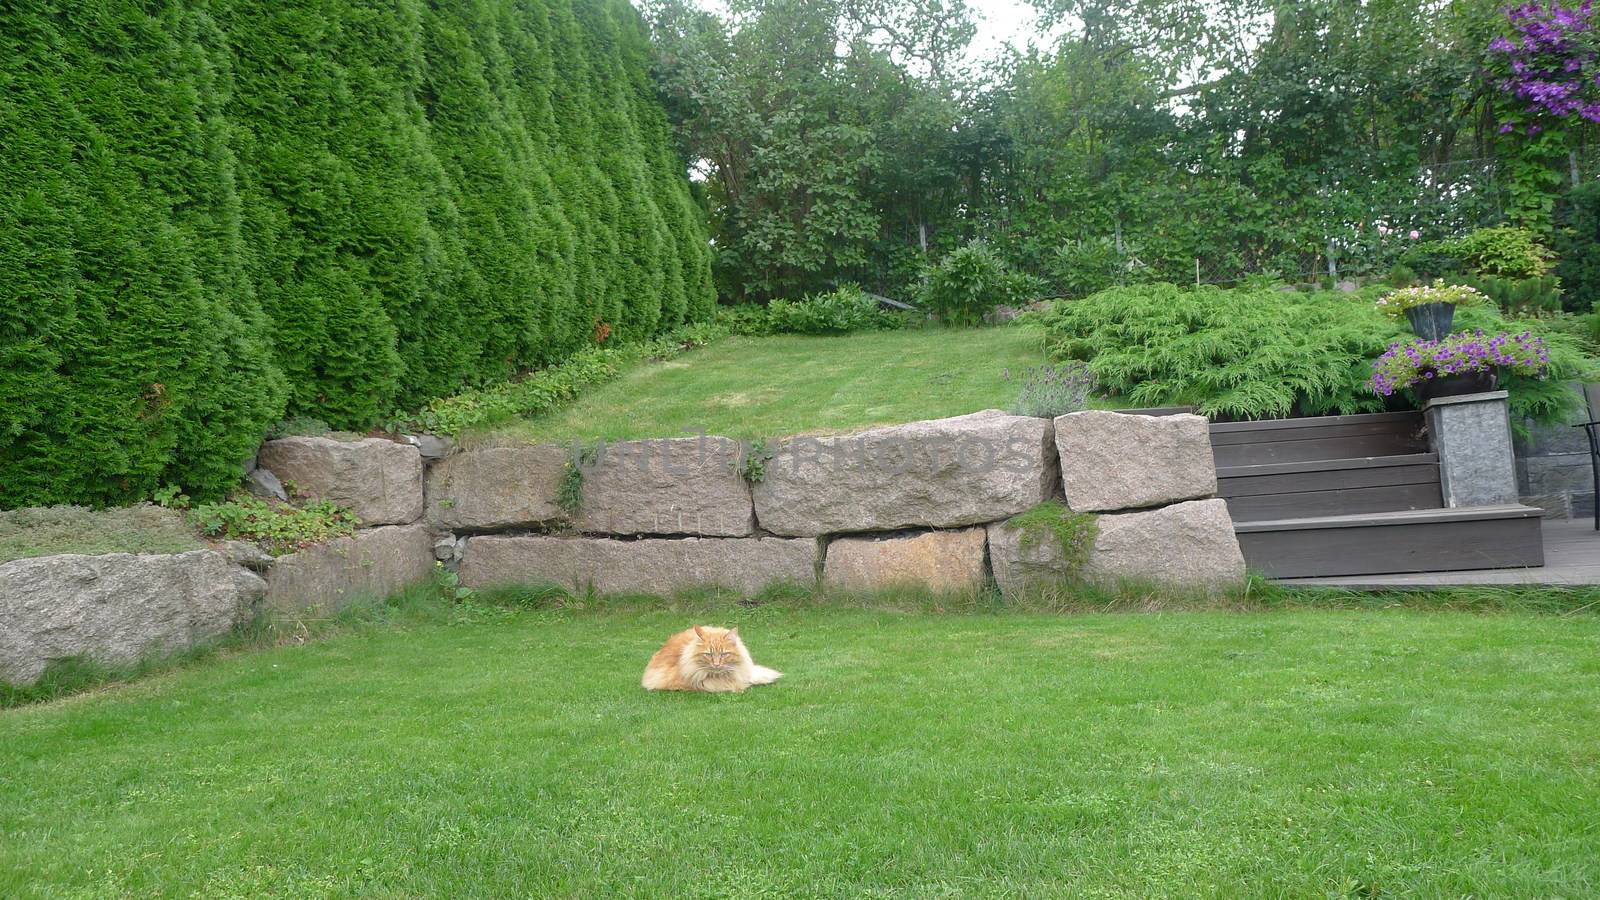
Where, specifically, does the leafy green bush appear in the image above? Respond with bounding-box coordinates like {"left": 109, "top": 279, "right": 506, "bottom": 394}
{"left": 766, "top": 285, "right": 900, "bottom": 335}
{"left": 922, "top": 243, "right": 1037, "bottom": 327}
{"left": 189, "top": 497, "right": 358, "bottom": 556}
{"left": 1403, "top": 226, "right": 1553, "bottom": 281}
{"left": 1555, "top": 180, "right": 1600, "bottom": 312}
{"left": 1045, "top": 238, "right": 1137, "bottom": 300}
{"left": 1036, "top": 283, "right": 1591, "bottom": 425}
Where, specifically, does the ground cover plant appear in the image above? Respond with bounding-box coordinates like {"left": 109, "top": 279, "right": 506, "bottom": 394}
{"left": 0, "top": 505, "right": 202, "bottom": 564}
{"left": 472, "top": 326, "right": 1054, "bottom": 445}
{"left": 3, "top": 593, "right": 1598, "bottom": 896}
{"left": 1037, "top": 283, "right": 1594, "bottom": 424}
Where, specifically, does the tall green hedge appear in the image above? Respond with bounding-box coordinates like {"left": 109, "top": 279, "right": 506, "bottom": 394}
{"left": 0, "top": 0, "right": 713, "bottom": 509}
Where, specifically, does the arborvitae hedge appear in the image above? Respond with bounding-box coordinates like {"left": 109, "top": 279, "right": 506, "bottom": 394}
{"left": 0, "top": 0, "right": 713, "bottom": 509}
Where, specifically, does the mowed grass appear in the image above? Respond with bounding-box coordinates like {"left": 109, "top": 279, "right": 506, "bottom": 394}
{"left": 3, "top": 605, "right": 1599, "bottom": 897}
{"left": 472, "top": 326, "right": 1052, "bottom": 445}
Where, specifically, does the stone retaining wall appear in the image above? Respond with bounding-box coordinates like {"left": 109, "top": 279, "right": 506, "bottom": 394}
{"left": 1, "top": 409, "right": 1248, "bottom": 686}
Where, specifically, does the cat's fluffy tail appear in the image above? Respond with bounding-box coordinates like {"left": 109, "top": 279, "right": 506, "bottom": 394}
{"left": 749, "top": 665, "right": 783, "bottom": 685}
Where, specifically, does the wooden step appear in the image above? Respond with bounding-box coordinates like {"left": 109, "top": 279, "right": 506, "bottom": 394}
{"left": 1235, "top": 505, "right": 1544, "bottom": 578}
{"left": 1218, "top": 453, "right": 1443, "bottom": 522}
{"left": 1210, "top": 411, "right": 1426, "bottom": 467}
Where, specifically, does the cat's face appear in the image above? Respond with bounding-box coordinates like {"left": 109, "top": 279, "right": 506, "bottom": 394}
{"left": 693, "top": 627, "right": 743, "bottom": 673}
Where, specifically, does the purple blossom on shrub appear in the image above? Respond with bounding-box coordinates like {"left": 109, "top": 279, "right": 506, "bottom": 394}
{"left": 1489, "top": 2, "right": 1600, "bottom": 128}
{"left": 1370, "top": 330, "right": 1551, "bottom": 396}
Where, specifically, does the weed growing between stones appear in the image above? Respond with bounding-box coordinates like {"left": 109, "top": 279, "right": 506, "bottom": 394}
{"left": 557, "top": 443, "right": 602, "bottom": 521}
{"left": 737, "top": 438, "right": 775, "bottom": 483}
{"left": 1004, "top": 500, "right": 1098, "bottom": 577}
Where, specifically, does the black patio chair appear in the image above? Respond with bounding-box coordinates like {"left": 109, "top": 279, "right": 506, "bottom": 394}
{"left": 1573, "top": 419, "right": 1600, "bottom": 531}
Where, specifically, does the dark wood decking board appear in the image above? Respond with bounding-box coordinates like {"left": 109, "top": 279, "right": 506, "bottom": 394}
{"left": 1279, "top": 520, "right": 1600, "bottom": 588}
{"left": 1210, "top": 412, "right": 1426, "bottom": 467}
{"left": 1218, "top": 453, "right": 1444, "bottom": 521}
{"left": 1236, "top": 505, "right": 1544, "bottom": 578}
{"left": 1224, "top": 483, "right": 1444, "bottom": 522}
{"left": 1218, "top": 454, "right": 1440, "bottom": 497}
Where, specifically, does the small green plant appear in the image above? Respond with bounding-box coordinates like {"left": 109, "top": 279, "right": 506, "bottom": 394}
{"left": 188, "top": 497, "right": 359, "bottom": 555}
{"left": 737, "top": 438, "right": 776, "bottom": 483}
{"left": 1004, "top": 500, "right": 1098, "bottom": 578}
{"left": 433, "top": 562, "right": 476, "bottom": 604}
{"left": 152, "top": 484, "right": 191, "bottom": 509}
{"left": 921, "top": 242, "right": 1038, "bottom": 327}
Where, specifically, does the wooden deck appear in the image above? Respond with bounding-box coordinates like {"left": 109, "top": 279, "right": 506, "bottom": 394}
{"left": 1278, "top": 519, "right": 1600, "bottom": 589}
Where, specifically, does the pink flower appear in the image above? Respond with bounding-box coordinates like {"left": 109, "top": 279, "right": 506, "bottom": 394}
{"left": 1408, "top": 230, "right": 1421, "bottom": 240}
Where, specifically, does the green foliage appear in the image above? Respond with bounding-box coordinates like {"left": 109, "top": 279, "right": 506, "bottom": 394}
{"left": 766, "top": 285, "right": 902, "bottom": 335}
{"left": 921, "top": 243, "right": 1036, "bottom": 327}
{"left": 188, "top": 497, "right": 359, "bottom": 556}
{"left": 1555, "top": 180, "right": 1600, "bottom": 313}
{"left": 1045, "top": 239, "right": 1145, "bottom": 300}
{"left": 1004, "top": 500, "right": 1098, "bottom": 578}
{"left": 1037, "top": 283, "right": 1593, "bottom": 425}
{"left": 0, "top": 0, "right": 712, "bottom": 510}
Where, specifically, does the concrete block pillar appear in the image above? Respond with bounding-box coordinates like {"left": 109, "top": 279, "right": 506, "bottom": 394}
{"left": 1424, "top": 390, "right": 1520, "bottom": 508}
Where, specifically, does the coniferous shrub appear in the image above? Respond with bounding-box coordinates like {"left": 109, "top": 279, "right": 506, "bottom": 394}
{"left": 1036, "top": 283, "right": 1590, "bottom": 425}
{"left": 0, "top": 0, "right": 713, "bottom": 509}
{"left": 1556, "top": 180, "right": 1600, "bottom": 312}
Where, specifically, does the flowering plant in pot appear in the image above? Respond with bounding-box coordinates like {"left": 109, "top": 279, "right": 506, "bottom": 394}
{"left": 1371, "top": 329, "right": 1550, "bottom": 403}
{"left": 1374, "top": 281, "right": 1488, "bottom": 340}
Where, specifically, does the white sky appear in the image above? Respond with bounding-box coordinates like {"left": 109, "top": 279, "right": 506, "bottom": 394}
{"left": 965, "top": 0, "right": 1048, "bottom": 61}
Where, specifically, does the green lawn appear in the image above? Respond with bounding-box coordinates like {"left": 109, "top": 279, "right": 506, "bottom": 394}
{"left": 471, "top": 326, "right": 1053, "bottom": 445}
{"left": 4, "top": 604, "right": 1599, "bottom": 897}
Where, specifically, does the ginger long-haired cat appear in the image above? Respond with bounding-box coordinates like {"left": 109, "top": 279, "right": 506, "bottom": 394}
{"left": 641, "top": 626, "right": 782, "bottom": 693}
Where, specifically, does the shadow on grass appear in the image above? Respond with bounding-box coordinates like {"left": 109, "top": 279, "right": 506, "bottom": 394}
{"left": 7, "top": 572, "right": 1599, "bottom": 709}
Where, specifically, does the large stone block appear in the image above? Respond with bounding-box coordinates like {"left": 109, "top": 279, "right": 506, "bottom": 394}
{"left": 0, "top": 551, "right": 265, "bottom": 685}
{"left": 576, "top": 436, "right": 753, "bottom": 536}
{"left": 751, "top": 411, "right": 1057, "bottom": 537}
{"left": 425, "top": 445, "right": 569, "bottom": 530}
{"left": 1053, "top": 411, "right": 1217, "bottom": 512}
{"left": 988, "top": 499, "right": 1245, "bottom": 594}
{"left": 459, "top": 535, "right": 816, "bottom": 597}
{"left": 264, "top": 524, "right": 435, "bottom": 615}
{"left": 259, "top": 437, "right": 423, "bottom": 526}
{"left": 822, "top": 529, "right": 986, "bottom": 593}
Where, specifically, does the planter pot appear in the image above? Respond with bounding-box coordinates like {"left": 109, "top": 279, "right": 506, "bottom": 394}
{"left": 1405, "top": 302, "right": 1456, "bottom": 341}
{"left": 1416, "top": 370, "right": 1497, "bottom": 406}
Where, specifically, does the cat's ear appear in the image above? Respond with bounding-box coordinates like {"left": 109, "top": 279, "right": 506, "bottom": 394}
{"left": 727, "top": 626, "right": 739, "bottom": 638}
{"left": 692, "top": 625, "right": 707, "bottom": 640}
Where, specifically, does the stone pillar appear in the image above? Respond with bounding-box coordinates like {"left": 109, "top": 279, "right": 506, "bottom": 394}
{"left": 1424, "top": 390, "right": 1520, "bottom": 508}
